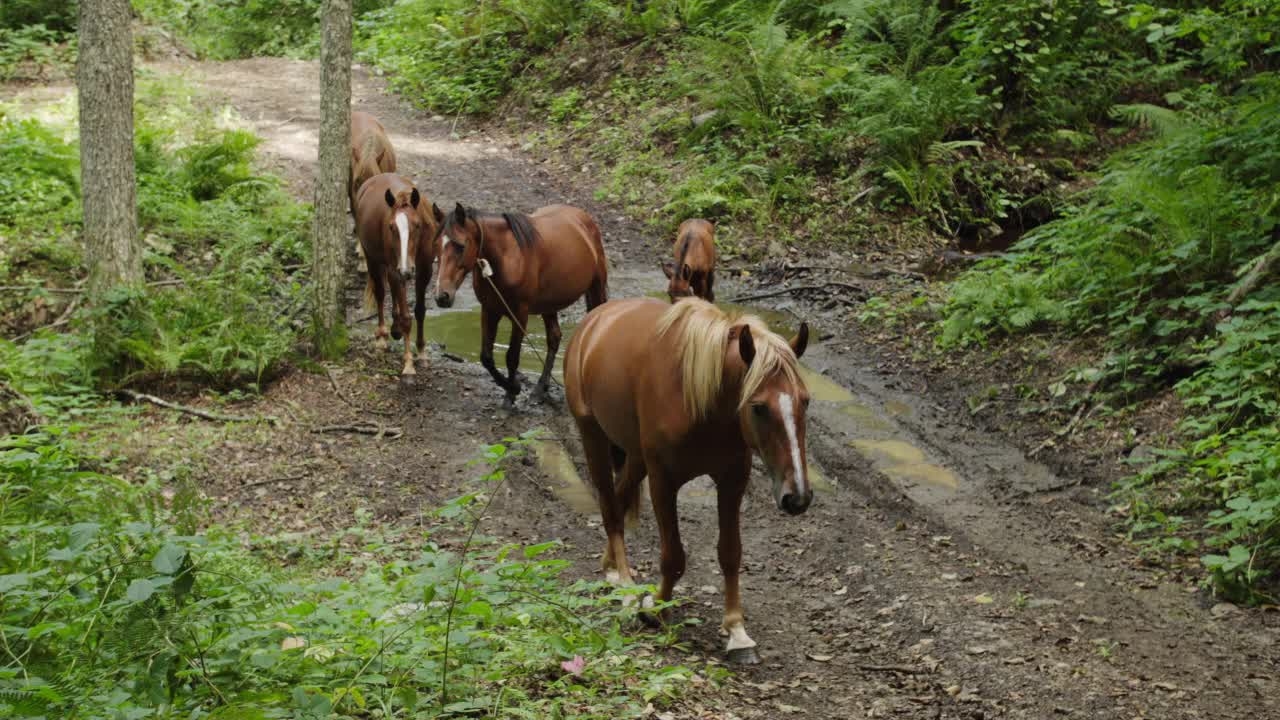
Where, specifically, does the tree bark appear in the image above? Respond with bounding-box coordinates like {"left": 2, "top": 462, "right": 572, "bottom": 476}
{"left": 311, "top": 0, "right": 354, "bottom": 358}
{"left": 78, "top": 0, "right": 141, "bottom": 299}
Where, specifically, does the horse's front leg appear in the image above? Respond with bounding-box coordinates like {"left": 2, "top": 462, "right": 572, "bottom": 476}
{"left": 714, "top": 456, "right": 757, "bottom": 664}
{"left": 502, "top": 305, "right": 530, "bottom": 408}
{"left": 372, "top": 270, "right": 389, "bottom": 351}
{"left": 387, "top": 270, "right": 414, "bottom": 377}
{"left": 531, "top": 312, "right": 561, "bottom": 403}
{"left": 478, "top": 306, "right": 509, "bottom": 395}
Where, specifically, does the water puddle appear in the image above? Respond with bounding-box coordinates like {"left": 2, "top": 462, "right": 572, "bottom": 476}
{"left": 883, "top": 399, "right": 912, "bottom": 418}
{"left": 799, "top": 365, "right": 853, "bottom": 404}
{"left": 419, "top": 307, "right": 573, "bottom": 379}
{"left": 849, "top": 439, "right": 958, "bottom": 491}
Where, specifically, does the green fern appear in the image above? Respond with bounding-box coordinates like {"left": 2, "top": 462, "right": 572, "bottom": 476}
{"left": 1110, "top": 103, "right": 1190, "bottom": 137}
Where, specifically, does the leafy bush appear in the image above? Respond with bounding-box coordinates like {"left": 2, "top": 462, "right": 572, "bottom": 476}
{"left": 0, "top": 24, "right": 74, "bottom": 81}
{"left": 0, "top": 431, "right": 701, "bottom": 718}
{"left": 0, "top": 0, "right": 76, "bottom": 32}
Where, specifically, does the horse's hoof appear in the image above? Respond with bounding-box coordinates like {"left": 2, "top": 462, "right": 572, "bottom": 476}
{"left": 726, "top": 646, "right": 761, "bottom": 665}
{"left": 374, "top": 339, "right": 388, "bottom": 352}
{"left": 398, "top": 374, "right": 416, "bottom": 387}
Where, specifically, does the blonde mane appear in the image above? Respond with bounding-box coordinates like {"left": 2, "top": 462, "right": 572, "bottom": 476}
{"left": 656, "top": 298, "right": 802, "bottom": 421}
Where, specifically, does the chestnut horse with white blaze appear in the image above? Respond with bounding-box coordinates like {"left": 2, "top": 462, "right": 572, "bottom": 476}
{"left": 350, "top": 111, "right": 397, "bottom": 262}
{"left": 662, "top": 218, "right": 716, "bottom": 302}
{"left": 355, "top": 173, "right": 441, "bottom": 377}
{"left": 564, "top": 297, "right": 811, "bottom": 664}
{"left": 434, "top": 203, "right": 608, "bottom": 406}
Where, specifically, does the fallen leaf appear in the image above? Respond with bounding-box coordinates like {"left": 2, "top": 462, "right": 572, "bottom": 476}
{"left": 774, "top": 702, "right": 803, "bottom": 714}
{"left": 833, "top": 585, "right": 848, "bottom": 596}
{"left": 806, "top": 653, "right": 834, "bottom": 662}
{"left": 973, "top": 593, "right": 994, "bottom": 604}
{"left": 280, "top": 636, "right": 306, "bottom": 651}
{"left": 561, "top": 655, "right": 586, "bottom": 676}
{"left": 1152, "top": 681, "right": 1178, "bottom": 691}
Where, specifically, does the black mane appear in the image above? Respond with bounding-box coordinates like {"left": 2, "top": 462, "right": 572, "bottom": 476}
{"left": 442, "top": 206, "right": 539, "bottom": 249}
{"left": 675, "top": 229, "right": 693, "bottom": 268}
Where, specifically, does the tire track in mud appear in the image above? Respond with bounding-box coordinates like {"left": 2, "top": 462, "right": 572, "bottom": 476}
{"left": 171, "top": 57, "right": 1280, "bottom": 719}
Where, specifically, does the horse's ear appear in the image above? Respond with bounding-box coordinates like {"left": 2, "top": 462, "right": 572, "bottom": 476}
{"left": 410, "top": 188, "right": 420, "bottom": 208}
{"left": 737, "top": 325, "right": 756, "bottom": 368}
{"left": 661, "top": 262, "right": 673, "bottom": 279}
{"left": 453, "top": 202, "right": 466, "bottom": 224}
{"left": 384, "top": 188, "right": 395, "bottom": 208}
{"left": 433, "top": 202, "right": 444, "bottom": 224}
{"left": 790, "top": 321, "right": 809, "bottom": 360}
{"left": 681, "top": 264, "right": 692, "bottom": 281}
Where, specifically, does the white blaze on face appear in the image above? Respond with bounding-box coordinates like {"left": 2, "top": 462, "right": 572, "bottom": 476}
{"left": 395, "top": 211, "right": 410, "bottom": 276}
{"left": 778, "top": 393, "right": 805, "bottom": 496}
{"left": 435, "top": 234, "right": 453, "bottom": 296}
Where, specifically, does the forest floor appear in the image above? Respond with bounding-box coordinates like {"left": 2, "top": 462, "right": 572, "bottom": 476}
{"left": 65, "top": 57, "right": 1280, "bottom": 718}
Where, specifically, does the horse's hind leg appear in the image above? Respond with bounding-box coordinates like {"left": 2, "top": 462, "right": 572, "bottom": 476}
{"left": 531, "top": 313, "right": 561, "bottom": 403}
{"left": 705, "top": 270, "right": 716, "bottom": 303}
{"left": 713, "top": 456, "right": 757, "bottom": 664}
{"left": 585, "top": 273, "right": 608, "bottom": 311}
{"left": 387, "top": 270, "right": 414, "bottom": 377}
{"left": 647, "top": 459, "right": 685, "bottom": 622}
{"left": 578, "top": 420, "right": 634, "bottom": 586}
{"left": 413, "top": 249, "right": 431, "bottom": 368}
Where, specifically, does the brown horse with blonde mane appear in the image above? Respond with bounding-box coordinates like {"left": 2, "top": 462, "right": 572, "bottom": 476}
{"left": 350, "top": 111, "right": 397, "bottom": 261}
{"left": 564, "top": 296, "right": 811, "bottom": 664}
{"left": 434, "top": 203, "right": 608, "bottom": 406}
{"left": 355, "top": 173, "right": 441, "bottom": 377}
{"left": 662, "top": 218, "right": 716, "bottom": 302}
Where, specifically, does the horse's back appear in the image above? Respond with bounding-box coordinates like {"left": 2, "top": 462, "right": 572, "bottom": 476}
{"left": 350, "top": 111, "right": 396, "bottom": 172}
{"left": 527, "top": 205, "right": 607, "bottom": 311}
{"left": 566, "top": 297, "right": 667, "bottom": 432}
{"left": 678, "top": 218, "right": 716, "bottom": 269}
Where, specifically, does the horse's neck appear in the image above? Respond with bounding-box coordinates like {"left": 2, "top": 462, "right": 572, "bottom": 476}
{"left": 478, "top": 218, "right": 525, "bottom": 285}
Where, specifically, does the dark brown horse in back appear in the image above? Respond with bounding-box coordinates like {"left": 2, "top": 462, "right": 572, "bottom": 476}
{"left": 350, "top": 111, "right": 397, "bottom": 262}
{"left": 564, "top": 297, "right": 811, "bottom": 664}
{"left": 434, "top": 203, "right": 608, "bottom": 406}
{"left": 662, "top": 219, "right": 716, "bottom": 302}
{"left": 355, "top": 173, "right": 441, "bottom": 377}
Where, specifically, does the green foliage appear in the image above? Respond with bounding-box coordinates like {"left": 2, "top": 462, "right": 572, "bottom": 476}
{"left": 0, "top": 429, "right": 702, "bottom": 718}
{"left": 0, "top": 0, "right": 76, "bottom": 32}
{"left": 2, "top": 76, "right": 310, "bottom": 391}
{"left": 0, "top": 24, "right": 75, "bottom": 81}
{"left": 942, "top": 78, "right": 1280, "bottom": 598}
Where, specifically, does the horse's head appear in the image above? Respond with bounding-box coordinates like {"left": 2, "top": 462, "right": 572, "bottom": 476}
{"left": 383, "top": 187, "right": 424, "bottom": 280}
{"left": 732, "top": 321, "right": 812, "bottom": 515}
{"left": 662, "top": 261, "right": 695, "bottom": 301}
{"left": 435, "top": 202, "right": 482, "bottom": 308}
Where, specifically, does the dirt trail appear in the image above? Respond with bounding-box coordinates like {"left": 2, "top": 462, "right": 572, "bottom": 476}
{"left": 163, "top": 58, "right": 1278, "bottom": 719}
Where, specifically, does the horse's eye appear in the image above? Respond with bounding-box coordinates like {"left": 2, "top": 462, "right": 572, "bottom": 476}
{"left": 752, "top": 403, "right": 768, "bottom": 418}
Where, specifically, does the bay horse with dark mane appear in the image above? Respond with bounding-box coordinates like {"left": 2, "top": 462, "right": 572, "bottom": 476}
{"left": 564, "top": 297, "right": 811, "bottom": 664}
{"left": 434, "top": 203, "right": 608, "bottom": 406}
{"left": 350, "top": 111, "right": 397, "bottom": 261}
{"left": 355, "top": 173, "right": 441, "bottom": 377}
{"left": 662, "top": 218, "right": 716, "bottom": 302}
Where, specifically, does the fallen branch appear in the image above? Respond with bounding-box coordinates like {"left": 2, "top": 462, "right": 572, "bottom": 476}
{"left": 0, "top": 285, "right": 83, "bottom": 294}
{"left": 13, "top": 295, "right": 81, "bottom": 342}
{"left": 856, "top": 664, "right": 925, "bottom": 675}
{"left": 237, "top": 474, "right": 309, "bottom": 492}
{"left": 729, "top": 282, "right": 868, "bottom": 304}
{"left": 312, "top": 422, "right": 403, "bottom": 440}
{"left": 1217, "top": 230, "right": 1280, "bottom": 323}
{"left": 120, "top": 390, "right": 279, "bottom": 425}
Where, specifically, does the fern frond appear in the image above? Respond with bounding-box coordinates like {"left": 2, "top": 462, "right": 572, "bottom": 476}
{"left": 925, "top": 139, "right": 983, "bottom": 163}
{"left": 1110, "top": 103, "right": 1188, "bottom": 136}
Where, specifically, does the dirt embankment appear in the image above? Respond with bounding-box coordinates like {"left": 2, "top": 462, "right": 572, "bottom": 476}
{"left": 132, "top": 57, "right": 1280, "bottom": 719}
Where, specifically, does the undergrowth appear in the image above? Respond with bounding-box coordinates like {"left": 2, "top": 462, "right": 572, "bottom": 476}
{"left": 939, "top": 2, "right": 1280, "bottom": 602}
{"left": 0, "top": 73, "right": 309, "bottom": 391}
{"left": 0, "top": 423, "right": 704, "bottom": 718}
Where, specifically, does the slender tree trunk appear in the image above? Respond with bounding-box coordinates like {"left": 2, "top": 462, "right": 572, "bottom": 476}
{"left": 311, "top": 0, "right": 354, "bottom": 358}
{"left": 78, "top": 0, "right": 140, "bottom": 299}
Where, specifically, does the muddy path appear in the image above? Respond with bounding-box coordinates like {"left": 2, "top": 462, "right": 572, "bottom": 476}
{"left": 151, "top": 58, "right": 1278, "bottom": 718}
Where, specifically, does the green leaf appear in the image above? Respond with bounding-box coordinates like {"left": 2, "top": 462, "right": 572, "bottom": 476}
{"left": 152, "top": 543, "right": 186, "bottom": 575}
{"left": 126, "top": 578, "right": 156, "bottom": 603}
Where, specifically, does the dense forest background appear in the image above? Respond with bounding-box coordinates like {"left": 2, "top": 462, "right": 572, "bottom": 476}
{"left": 2, "top": 0, "right": 1278, "bottom": 717}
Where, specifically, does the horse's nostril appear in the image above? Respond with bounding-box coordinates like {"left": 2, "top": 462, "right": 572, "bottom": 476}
{"left": 780, "top": 493, "right": 811, "bottom": 516}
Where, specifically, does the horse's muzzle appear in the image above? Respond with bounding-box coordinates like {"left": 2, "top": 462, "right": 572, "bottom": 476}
{"left": 779, "top": 491, "right": 812, "bottom": 516}
{"left": 435, "top": 292, "right": 454, "bottom": 308}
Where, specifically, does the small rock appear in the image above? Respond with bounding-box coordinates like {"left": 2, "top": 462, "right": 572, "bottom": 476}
{"left": 806, "top": 653, "right": 833, "bottom": 662}
{"left": 1026, "top": 598, "right": 1062, "bottom": 609}
{"left": 1210, "top": 602, "right": 1240, "bottom": 619}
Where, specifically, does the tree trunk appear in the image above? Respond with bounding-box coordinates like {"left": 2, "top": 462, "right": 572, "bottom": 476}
{"left": 78, "top": 0, "right": 140, "bottom": 299}
{"left": 311, "top": 0, "right": 353, "bottom": 358}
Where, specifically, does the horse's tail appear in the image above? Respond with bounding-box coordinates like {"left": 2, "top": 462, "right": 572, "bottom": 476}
{"left": 362, "top": 272, "right": 377, "bottom": 314}
{"left": 584, "top": 220, "right": 608, "bottom": 311}
{"left": 353, "top": 134, "right": 383, "bottom": 193}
